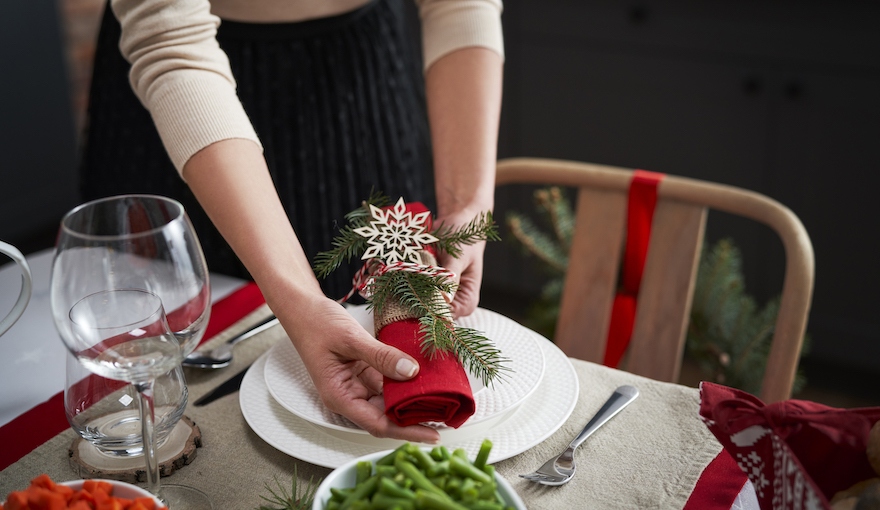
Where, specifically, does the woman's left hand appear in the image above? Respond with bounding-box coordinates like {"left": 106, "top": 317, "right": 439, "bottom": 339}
{"left": 435, "top": 212, "right": 488, "bottom": 319}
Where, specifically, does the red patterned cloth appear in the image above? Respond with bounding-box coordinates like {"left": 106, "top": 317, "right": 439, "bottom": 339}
{"left": 699, "top": 382, "right": 880, "bottom": 509}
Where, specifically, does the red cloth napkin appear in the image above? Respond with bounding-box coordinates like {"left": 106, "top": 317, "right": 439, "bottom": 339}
{"left": 372, "top": 201, "right": 475, "bottom": 428}
{"left": 380, "top": 319, "right": 475, "bottom": 428}
{"left": 699, "top": 382, "right": 880, "bottom": 509}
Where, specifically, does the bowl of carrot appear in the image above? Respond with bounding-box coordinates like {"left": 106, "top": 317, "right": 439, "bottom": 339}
{"left": 1, "top": 474, "right": 165, "bottom": 509}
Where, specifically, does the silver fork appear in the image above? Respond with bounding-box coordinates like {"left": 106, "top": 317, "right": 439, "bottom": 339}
{"left": 520, "top": 385, "right": 639, "bottom": 486}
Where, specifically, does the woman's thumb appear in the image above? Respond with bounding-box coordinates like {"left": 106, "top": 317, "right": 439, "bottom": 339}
{"left": 363, "top": 340, "right": 420, "bottom": 381}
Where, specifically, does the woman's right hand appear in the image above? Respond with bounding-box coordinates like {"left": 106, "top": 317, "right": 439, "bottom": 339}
{"left": 277, "top": 294, "right": 442, "bottom": 444}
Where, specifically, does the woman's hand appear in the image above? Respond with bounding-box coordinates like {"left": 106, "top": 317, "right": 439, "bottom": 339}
{"left": 279, "top": 295, "right": 442, "bottom": 444}
{"left": 435, "top": 211, "right": 488, "bottom": 319}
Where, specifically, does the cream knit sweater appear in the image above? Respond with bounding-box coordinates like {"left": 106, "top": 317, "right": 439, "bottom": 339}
{"left": 110, "top": 0, "right": 504, "bottom": 174}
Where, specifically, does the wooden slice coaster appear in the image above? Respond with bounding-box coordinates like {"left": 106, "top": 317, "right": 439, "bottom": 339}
{"left": 68, "top": 415, "right": 202, "bottom": 484}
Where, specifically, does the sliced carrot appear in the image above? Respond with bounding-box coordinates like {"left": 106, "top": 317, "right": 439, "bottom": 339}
{"left": 133, "top": 497, "right": 157, "bottom": 510}
{"left": 4, "top": 491, "right": 28, "bottom": 510}
{"left": 30, "top": 474, "right": 56, "bottom": 491}
{"left": 68, "top": 502, "right": 92, "bottom": 510}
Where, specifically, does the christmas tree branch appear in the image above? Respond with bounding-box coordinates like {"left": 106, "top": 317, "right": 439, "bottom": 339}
{"left": 506, "top": 214, "right": 568, "bottom": 273}
{"left": 432, "top": 212, "right": 500, "bottom": 258}
{"left": 312, "top": 225, "right": 368, "bottom": 279}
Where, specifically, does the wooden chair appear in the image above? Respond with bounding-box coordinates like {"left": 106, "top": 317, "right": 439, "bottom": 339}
{"left": 495, "top": 157, "right": 814, "bottom": 403}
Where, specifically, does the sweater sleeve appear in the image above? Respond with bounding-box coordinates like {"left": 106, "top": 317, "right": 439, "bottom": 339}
{"left": 111, "top": 0, "right": 262, "bottom": 175}
{"left": 415, "top": 0, "right": 504, "bottom": 71}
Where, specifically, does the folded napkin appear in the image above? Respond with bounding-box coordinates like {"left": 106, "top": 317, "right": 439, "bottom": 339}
{"left": 699, "top": 382, "right": 880, "bottom": 510}
{"left": 371, "top": 202, "right": 475, "bottom": 428}
{"left": 379, "top": 319, "right": 475, "bottom": 428}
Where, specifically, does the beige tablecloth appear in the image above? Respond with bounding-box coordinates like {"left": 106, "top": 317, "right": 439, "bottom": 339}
{"left": 0, "top": 306, "right": 722, "bottom": 509}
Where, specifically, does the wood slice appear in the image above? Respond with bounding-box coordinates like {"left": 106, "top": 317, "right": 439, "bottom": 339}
{"left": 68, "top": 415, "right": 202, "bottom": 483}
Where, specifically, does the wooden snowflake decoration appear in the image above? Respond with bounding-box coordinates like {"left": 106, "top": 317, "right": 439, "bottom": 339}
{"left": 354, "top": 197, "right": 438, "bottom": 265}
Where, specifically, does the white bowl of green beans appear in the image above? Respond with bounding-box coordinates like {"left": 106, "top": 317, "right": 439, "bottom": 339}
{"left": 312, "top": 440, "right": 526, "bottom": 510}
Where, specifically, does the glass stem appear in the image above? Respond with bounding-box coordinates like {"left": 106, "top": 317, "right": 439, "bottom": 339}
{"left": 134, "top": 380, "right": 161, "bottom": 497}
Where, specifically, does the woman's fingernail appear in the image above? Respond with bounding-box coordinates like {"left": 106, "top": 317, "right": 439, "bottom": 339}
{"left": 396, "top": 358, "right": 418, "bottom": 378}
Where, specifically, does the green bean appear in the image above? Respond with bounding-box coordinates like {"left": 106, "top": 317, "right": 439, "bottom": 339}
{"left": 459, "top": 478, "right": 478, "bottom": 503}
{"left": 406, "top": 443, "right": 437, "bottom": 472}
{"left": 394, "top": 457, "right": 447, "bottom": 497}
{"left": 463, "top": 501, "right": 504, "bottom": 510}
{"left": 378, "top": 477, "right": 416, "bottom": 500}
{"left": 322, "top": 441, "right": 511, "bottom": 510}
{"left": 449, "top": 456, "right": 492, "bottom": 485}
{"left": 339, "top": 475, "right": 379, "bottom": 510}
{"left": 414, "top": 490, "right": 470, "bottom": 510}
{"left": 473, "top": 439, "right": 492, "bottom": 470}
{"left": 356, "top": 460, "right": 373, "bottom": 484}
{"left": 330, "top": 487, "right": 354, "bottom": 501}
{"left": 377, "top": 465, "right": 398, "bottom": 478}
{"left": 377, "top": 444, "right": 410, "bottom": 466}
{"left": 427, "top": 460, "right": 450, "bottom": 477}
{"left": 371, "top": 492, "right": 416, "bottom": 510}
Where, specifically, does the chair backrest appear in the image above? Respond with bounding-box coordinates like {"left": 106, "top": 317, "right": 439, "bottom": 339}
{"left": 495, "top": 157, "right": 814, "bottom": 403}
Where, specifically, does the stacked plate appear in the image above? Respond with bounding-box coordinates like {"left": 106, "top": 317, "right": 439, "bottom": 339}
{"left": 240, "top": 306, "right": 579, "bottom": 468}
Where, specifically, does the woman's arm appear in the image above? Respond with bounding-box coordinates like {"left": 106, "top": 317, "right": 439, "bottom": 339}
{"left": 183, "top": 139, "right": 441, "bottom": 443}
{"left": 425, "top": 46, "right": 503, "bottom": 318}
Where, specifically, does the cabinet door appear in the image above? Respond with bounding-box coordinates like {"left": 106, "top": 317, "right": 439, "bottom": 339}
{"left": 770, "top": 72, "right": 880, "bottom": 372}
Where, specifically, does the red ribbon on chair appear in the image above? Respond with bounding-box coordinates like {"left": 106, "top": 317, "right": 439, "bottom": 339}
{"left": 603, "top": 170, "right": 665, "bottom": 368}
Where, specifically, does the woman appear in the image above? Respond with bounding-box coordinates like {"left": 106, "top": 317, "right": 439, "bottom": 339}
{"left": 80, "top": 0, "right": 503, "bottom": 443}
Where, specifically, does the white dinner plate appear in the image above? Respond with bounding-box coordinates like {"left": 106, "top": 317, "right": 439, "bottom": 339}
{"left": 240, "top": 328, "right": 579, "bottom": 468}
{"left": 262, "top": 307, "right": 545, "bottom": 444}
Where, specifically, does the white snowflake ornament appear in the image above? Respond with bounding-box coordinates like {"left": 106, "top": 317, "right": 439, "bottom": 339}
{"left": 354, "top": 197, "right": 438, "bottom": 264}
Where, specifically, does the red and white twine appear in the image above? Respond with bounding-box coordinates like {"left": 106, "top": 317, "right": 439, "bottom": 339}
{"left": 338, "top": 260, "right": 457, "bottom": 304}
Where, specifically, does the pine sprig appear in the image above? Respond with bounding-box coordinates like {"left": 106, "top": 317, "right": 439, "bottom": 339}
{"left": 257, "top": 469, "right": 320, "bottom": 510}
{"left": 313, "top": 192, "right": 392, "bottom": 278}
{"left": 366, "top": 270, "right": 505, "bottom": 385}
{"left": 314, "top": 192, "right": 506, "bottom": 385}
{"left": 366, "top": 270, "right": 454, "bottom": 320}
{"left": 432, "top": 212, "right": 500, "bottom": 258}
{"left": 418, "top": 315, "right": 510, "bottom": 388}
{"left": 507, "top": 214, "right": 569, "bottom": 273}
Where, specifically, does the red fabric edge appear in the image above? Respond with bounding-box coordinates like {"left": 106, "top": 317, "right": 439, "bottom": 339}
{"left": 0, "top": 281, "right": 265, "bottom": 472}
{"left": 603, "top": 170, "right": 664, "bottom": 367}
{"left": 683, "top": 449, "right": 749, "bottom": 510}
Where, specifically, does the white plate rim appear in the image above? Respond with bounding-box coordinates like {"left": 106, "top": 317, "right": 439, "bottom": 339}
{"left": 240, "top": 330, "right": 578, "bottom": 468}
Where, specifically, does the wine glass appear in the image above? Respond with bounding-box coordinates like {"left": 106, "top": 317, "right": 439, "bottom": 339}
{"left": 51, "top": 195, "right": 212, "bottom": 508}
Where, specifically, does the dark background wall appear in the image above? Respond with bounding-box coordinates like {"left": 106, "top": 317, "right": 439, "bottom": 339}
{"left": 0, "top": 2, "right": 79, "bottom": 249}
{"left": 2, "top": 1, "right": 878, "bottom": 399}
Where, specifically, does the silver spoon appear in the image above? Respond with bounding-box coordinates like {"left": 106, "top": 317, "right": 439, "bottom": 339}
{"left": 182, "top": 315, "right": 279, "bottom": 369}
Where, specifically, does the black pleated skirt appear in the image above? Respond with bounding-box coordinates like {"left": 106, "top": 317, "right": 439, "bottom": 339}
{"left": 79, "top": 0, "right": 435, "bottom": 299}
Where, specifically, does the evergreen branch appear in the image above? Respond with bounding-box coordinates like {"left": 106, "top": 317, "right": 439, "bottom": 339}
{"left": 257, "top": 468, "right": 320, "bottom": 510}
{"left": 366, "top": 271, "right": 455, "bottom": 319}
{"left": 431, "top": 212, "right": 500, "bottom": 258}
{"left": 366, "top": 270, "right": 508, "bottom": 385}
{"left": 344, "top": 190, "right": 392, "bottom": 225}
{"left": 418, "top": 315, "right": 510, "bottom": 387}
{"left": 535, "top": 187, "right": 574, "bottom": 250}
{"left": 506, "top": 214, "right": 568, "bottom": 273}
{"left": 312, "top": 225, "right": 368, "bottom": 279}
